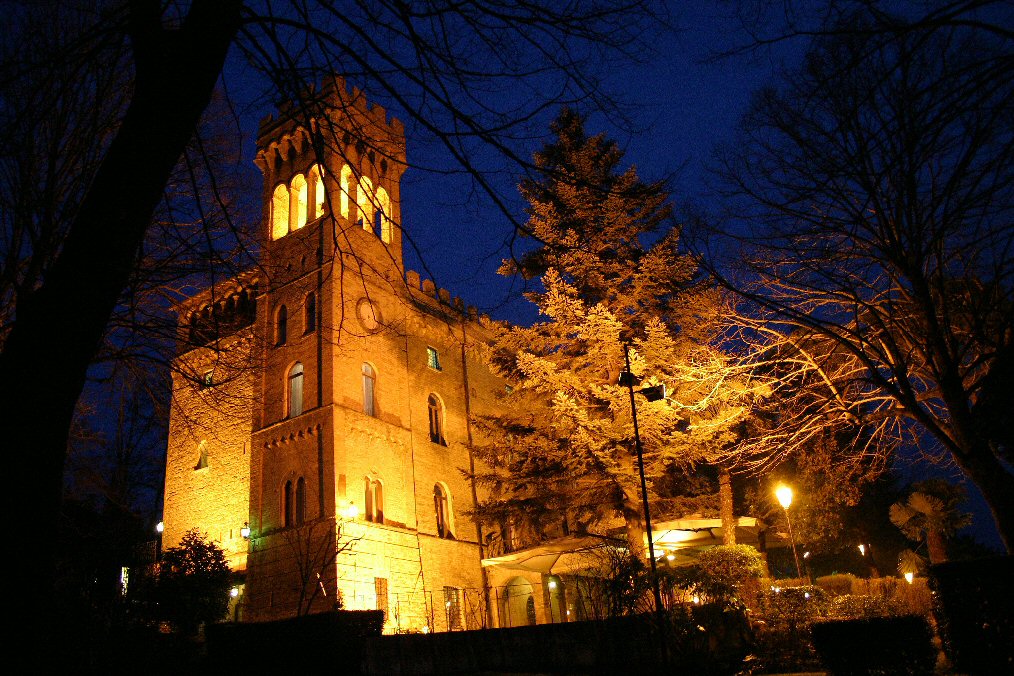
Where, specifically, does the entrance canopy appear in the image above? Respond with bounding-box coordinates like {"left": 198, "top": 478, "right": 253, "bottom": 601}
{"left": 481, "top": 534, "right": 622, "bottom": 575}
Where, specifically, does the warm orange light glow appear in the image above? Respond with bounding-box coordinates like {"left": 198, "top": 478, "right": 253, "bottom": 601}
{"left": 904, "top": 571, "right": 914, "bottom": 584}
{"left": 775, "top": 484, "right": 793, "bottom": 509}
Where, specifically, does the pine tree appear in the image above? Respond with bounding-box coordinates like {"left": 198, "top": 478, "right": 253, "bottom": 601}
{"left": 473, "top": 111, "right": 759, "bottom": 555}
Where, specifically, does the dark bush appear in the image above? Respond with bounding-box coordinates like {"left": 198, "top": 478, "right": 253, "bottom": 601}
{"left": 931, "top": 556, "right": 1014, "bottom": 674}
{"left": 811, "top": 615, "right": 936, "bottom": 675}
{"left": 206, "top": 609, "right": 384, "bottom": 671}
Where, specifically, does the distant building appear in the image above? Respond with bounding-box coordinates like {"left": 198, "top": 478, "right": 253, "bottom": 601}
{"left": 161, "top": 80, "right": 503, "bottom": 632}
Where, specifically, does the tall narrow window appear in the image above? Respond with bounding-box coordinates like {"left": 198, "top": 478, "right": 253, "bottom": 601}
{"left": 375, "top": 577, "right": 389, "bottom": 617}
{"left": 290, "top": 173, "right": 308, "bottom": 231}
{"left": 275, "top": 305, "right": 288, "bottom": 346}
{"left": 288, "top": 362, "right": 304, "bottom": 418}
{"left": 364, "top": 478, "right": 384, "bottom": 524}
{"left": 194, "top": 440, "right": 209, "bottom": 470}
{"left": 443, "top": 586, "right": 462, "bottom": 630}
{"left": 271, "top": 183, "right": 289, "bottom": 240}
{"left": 427, "top": 394, "right": 445, "bottom": 445}
{"left": 434, "top": 483, "right": 452, "bottom": 538}
{"left": 362, "top": 363, "right": 376, "bottom": 416}
{"left": 426, "top": 346, "right": 441, "bottom": 371}
{"left": 309, "top": 164, "right": 325, "bottom": 219}
{"left": 304, "top": 293, "right": 316, "bottom": 334}
{"left": 283, "top": 480, "right": 294, "bottom": 527}
{"left": 376, "top": 186, "right": 392, "bottom": 243}
{"left": 295, "top": 477, "right": 306, "bottom": 526}
{"left": 356, "top": 176, "right": 374, "bottom": 232}
{"left": 340, "top": 165, "right": 352, "bottom": 219}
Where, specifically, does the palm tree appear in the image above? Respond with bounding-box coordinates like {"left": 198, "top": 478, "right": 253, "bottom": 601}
{"left": 890, "top": 480, "right": 971, "bottom": 564}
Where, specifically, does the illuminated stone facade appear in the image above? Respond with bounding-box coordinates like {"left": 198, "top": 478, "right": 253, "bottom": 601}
{"left": 162, "top": 80, "right": 501, "bottom": 631}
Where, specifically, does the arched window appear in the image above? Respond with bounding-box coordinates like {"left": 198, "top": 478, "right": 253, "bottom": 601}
{"left": 194, "top": 440, "right": 209, "bottom": 470}
{"left": 275, "top": 305, "right": 288, "bottom": 346}
{"left": 340, "top": 165, "right": 353, "bottom": 219}
{"left": 364, "top": 477, "right": 384, "bottom": 524}
{"left": 295, "top": 477, "right": 306, "bottom": 526}
{"left": 376, "top": 186, "right": 392, "bottom": 243}
{"left": 283, "top": 480, "right": 294, "bottom": 527}
{"left": 356, "top": 175, "right": 374, "bottom": 232}
{"left": 288, "top": 362, "right": 304, "bottom": 418}
{"left": 290, "top": 173, "right": 308, "bottom": 231}
{"left": 427, "top": 394, "right": 445, "bottom": 445}
{"left": 308, "top": 164, "right": 325, "bottom": 220}
{"left": 362, "top": 363, "right": 376, "bottom": 416}
{"left": 434, "top": 483, "right": 452, "bottom": 538}
{"left": 304, "top": 293, "right": 316, "bottom": 334}
{"left": 271, "top": 183, "right": 289, "bottom": 240}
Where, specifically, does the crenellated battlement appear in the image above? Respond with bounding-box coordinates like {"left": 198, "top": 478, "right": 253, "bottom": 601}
{"left": 404, "top": 269, "right": 491, "bottom": 326}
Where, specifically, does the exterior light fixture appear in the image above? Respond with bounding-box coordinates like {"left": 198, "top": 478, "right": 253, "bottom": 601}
{"left": 156, "top": 521, "right": 164, "bottom": 534}
{"left": 858, "top": 543, "right": 866, "bottom": 556}
{"left": 241, "top": 522, "right": 251, "bottom": 539}
{"left": 666, "top": 553, "right": 675, "bottom": 562}
{"left": 803, "top": 551, "right": 810, "bottom": 559}
{"left": 421, "top": 625, "right": 430, "bottom": 634}
{"left": 620, "top": 343, "right": 665, "bottom": 617}
{"left": 775, "top": 484, "right": 793, "bottom": 510}
{"left": 775, "top": 483, "right": 802, "bottom": 580}
{"left": 343, "top": 502, "right": 359, "bottom": 520}
{"left": 904, "top": 572, "right": 914, "bottom": 584}
{"left": 230, "top": 587, "right": 239, "bottom": 598}
{"left": 548, "top": 579, "right": 558, "bottom": 590}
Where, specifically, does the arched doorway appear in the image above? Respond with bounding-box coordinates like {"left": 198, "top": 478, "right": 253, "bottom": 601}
{"left": 500, "top": 576, "right": 536, "bottom": 627}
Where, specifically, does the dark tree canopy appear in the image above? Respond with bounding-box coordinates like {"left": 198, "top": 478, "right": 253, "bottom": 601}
{"left": 712, "top": 12, "right": 1014, "bottom": 548}
{"left": 152, "top": 529, "right": 232, "bottom": 634}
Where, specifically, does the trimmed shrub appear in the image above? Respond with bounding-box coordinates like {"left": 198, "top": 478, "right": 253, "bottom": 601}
{"left": 811, "top": 615, "right": 936, "bottom": 675}
{"left": 817, "top": 573, "right": 858, "bottom": 597}
{"left": 826, "top": 594, "right": 897, "bottom": 620}
{"left": 207, "top": 609, "right": 384, "bottom": 670}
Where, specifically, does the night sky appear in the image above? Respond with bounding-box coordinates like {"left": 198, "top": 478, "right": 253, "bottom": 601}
{"left": 215, "top": 3, "right": 1003, "bottom": 549}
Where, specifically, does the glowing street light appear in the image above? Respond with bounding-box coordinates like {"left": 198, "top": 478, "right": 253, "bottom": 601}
{"left": 775, "top": 483, "right": 803, "bottom": 580}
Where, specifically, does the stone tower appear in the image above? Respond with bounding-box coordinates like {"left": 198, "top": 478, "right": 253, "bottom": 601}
{"left": 163, "top": 80, "right": 500, "bottom": 631}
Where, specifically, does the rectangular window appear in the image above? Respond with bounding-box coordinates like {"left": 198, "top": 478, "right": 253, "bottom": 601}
{"left": 375, "top": 577, "right": 389, "bottom": 619}
{"left": 443, "top": 586, "right": 462, "bottom": 630}
{"left": 426, "top": 346, "right": 441, "bottom": 371}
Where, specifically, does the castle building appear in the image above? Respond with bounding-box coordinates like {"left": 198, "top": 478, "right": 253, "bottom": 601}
{"left": 161, "top": 81, "right": 505, "bottom": 631}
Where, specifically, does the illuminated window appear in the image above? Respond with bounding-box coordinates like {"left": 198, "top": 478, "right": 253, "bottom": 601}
{"left": 426, "top": 346, "right": 441, "bottom": 371}
{"left": 308, "top": 164, "right": 325, "bottom": 220}
{"left": 376, "top": 186, "right": 392, "bottom": 242}
{"left": 364, "top": 477, "right": 384, "bottom": 524}
{"left": 362, "top": 363, "right": 376, "bottom": 416}
{"left": 434, "top": 483, "right": 452, "bottom": 538}
{"left": 288, "top": 362, "right": 304, "bottom": 418}
{"left": 356, "top": 175, "right": 374, "bottom": 232}
{"left": 340, "top": 165, "right": 352, "bottom": 219}
{"left": 271, "top": 183, "right": 289, "bottom": 240}
{"left": 304, "top": 293, "right": 316, "bottom": 334}
{"left": 275, "top": 305, "right": 288, "bottom": 346}
{"left": 290, "top": 173, "right": 308, "bottom": 231}
{"left": 194, "top": 440, "right": 209, "bottom": 470}
{"left": 295, "top": 477, "right": 306, "bottom": 526}
{"left": 427, "top": 394, "right": 445, "bottom": 445}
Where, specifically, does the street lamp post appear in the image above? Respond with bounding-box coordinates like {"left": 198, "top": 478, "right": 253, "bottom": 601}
{"left": 775, "top": 484, "right": 803, "bottom": 581}
{"left": 621, "top": 343, "right": 664, "bottom": 616}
